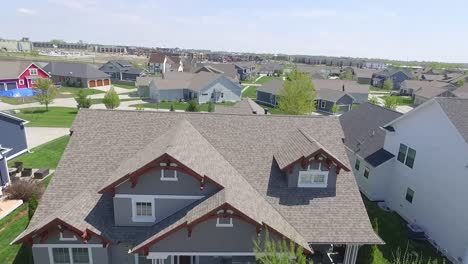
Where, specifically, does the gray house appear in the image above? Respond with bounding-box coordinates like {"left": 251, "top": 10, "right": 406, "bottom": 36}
{"left": 372, "top": 68, "right": 412, "bottom": 89}
{"left": 413, "top": 87, "right": 457, "bottom": 106}
{"left": 256, "top": 79, "right": 367, "bottom": 115}
{"left": 400, "top": 80, "right": 456, "bottom": 96}
{"left": 12, "top": 109, "right": 381, "bottom": 264}
{"left": 136, "top": 76, "right": 160, "bottom": 98}
{"left": 99, "top": 60, "right": 146, "bottom": 82}
{"left": 0, "top": 112, "right": 29, "bottom": 194}
{"left": 149, "top": 72, "right": 242, "bottom": 104}
{"left": 43, "top": 62, "right": 111, "bottom": 88}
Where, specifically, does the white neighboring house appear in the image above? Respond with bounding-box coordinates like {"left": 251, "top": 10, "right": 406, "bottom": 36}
{"left": 382, "top": 98, "right": 468, "bottom": 264}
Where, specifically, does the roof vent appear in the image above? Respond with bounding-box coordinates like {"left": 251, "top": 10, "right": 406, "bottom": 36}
{"left": 342, "top": 84, "right": 345, "bottom": 91}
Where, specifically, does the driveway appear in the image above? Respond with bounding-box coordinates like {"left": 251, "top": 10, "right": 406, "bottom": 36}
{"left": 26, "top": 127, "right": 70, "bottom": 149}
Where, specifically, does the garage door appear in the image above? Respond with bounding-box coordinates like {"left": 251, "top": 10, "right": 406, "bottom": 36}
{"left": 103, "top": 79, "right": 110, "bottom": 86}
{"left": 97, "top": 80, "right": 103, "bottom": 87}
{"left": 6, "top": 82, "right": 17, "bottom": 90}
{"left": 89, "top": 80, "right": 96, "bottom": 87}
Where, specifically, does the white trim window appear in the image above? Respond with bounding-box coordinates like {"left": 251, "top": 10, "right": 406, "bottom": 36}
{"left": 19, "top": 79, "right": 24, "bottom": 85}
{"left": 50, "top": 247, "right": 92, "bottom": 264}
{"left": 59, "top": 231, "right": 78, "bottom": 241}
{"left": 216, "top": 209, "right": 234, "bottom": 227}
{"left": 298, "top": 162, "right": 329, "bottom": 188}
{"left": 320, "top": 101, "right": 326, "bottom": 109}
{"left": 132, "top": 198, "right": 155, "bottom": 222}
{"left": 29, "top": 68, "right": 38, "bottom": 76}
{"left": 160, "top": 163, "right": 178, "bottom": 181}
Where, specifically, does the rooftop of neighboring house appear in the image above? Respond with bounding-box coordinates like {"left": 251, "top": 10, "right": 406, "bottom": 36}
{"left": 434, "top": 98, "right": 468, "bottom": 143}
{"left": 421, "top": 74, "right": 445, "bottom": 81}
{"left": 194, "top": 63, "right": 239, "bottom": 80}
{"left": 316, "top": 89, "right": 351, "bottom": 102}
{"left": 351, "top": 68, "right": 378, "bottom": 79}
{"left": 0, "top": 61, "right": 45, "bottom": 79}
{"left": 148, "top": 52, "right": 181, "bottom": 65}
{"left": 13, "top": 109, "right": 381, "bottom": 249}
{"left": 339, "top": 103, "right": 402, "bottom": 167}
{"left": 104, "top": 60, "right": 146, "bottom": 74}
{"left": 43, "top": 61, "right": 109, "bottom": 79}
{"left": 373, "top": 68, "right": 413, "bottom": 78}
{"left": 151, "top": 71, "right": 233, "bottom": 91}
{"left": 413, "top": 86, "right": 454, "bottom": 99}
{"left": 136, "top": 76, "right": 160, "bottom": 87}
{"left": 453, "top": 85, "right": 468, "bottom": 99}
{"left": 214, "top": 98, "right": 266, "bottom": 115}
{"left": 401, "top": 80, "right": 455, "bottom": 89}
{"left": 256, "top": 79, "right": 284, "bottom": 94}
{"left": 313, "top": 79, "right": 369, "bottom": 94}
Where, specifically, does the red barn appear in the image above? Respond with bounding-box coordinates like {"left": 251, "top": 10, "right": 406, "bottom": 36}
{"left": 0, "top": 61, "right": 50, "bottom": 91}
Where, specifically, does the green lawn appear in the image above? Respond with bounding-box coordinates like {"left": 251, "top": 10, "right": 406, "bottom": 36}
{"left": 381, "top": 96, "right": 414, "bottom": 106}
{"left": 242, "top": 86, "right": 257, "bottom": 99}
{"left": 112, "top": 84, "right": 136, "bottom": 90}
{"left": 14, "top": 107, "right": 78, "bottom": 128}
{"left": 370, "top": 86, "right": 389, "bottom": 92}
{"left": 131, "top": 101, "right": 235, "bottom": 112}
{"left": 8, "top": 136, "right": 70, "bottom": 169}
{"left": 57, "top": 87, "right": 105, "bottom": 97}
{"left": 89, "top": 98, "right": 142, "bottom": 105}
{"left": 255, "top": 75, "right": 283, "bottom": 84}
{"left": 357, "top": 196, "right": 448, "bottom": 264}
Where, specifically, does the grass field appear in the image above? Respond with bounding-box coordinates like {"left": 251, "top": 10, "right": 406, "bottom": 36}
{"left": 14, "top": 107, "right": 78, "bottom": 127}
{"left": 8, "top": 136, "right": 70, "bottom": 169}
{"left": 357, "top": 196, "right": 448, "bottom": 264}
{"left": 381, "top": 96, "right": 414, "bottom": 106}
{"left": 242, "top": 86, "right": 257, "bottom": 99}
{"left": 113, "top": 84, "right": 136, "bottom": 89}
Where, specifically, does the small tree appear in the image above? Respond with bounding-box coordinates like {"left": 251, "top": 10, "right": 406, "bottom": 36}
{"left": 384, "top": 96, "right": 397, "bottom": 110}
{"left": 368, "top": 96, "right": 379, "bottom": 105}
{"left": 4, "top": 180, "right": 44, "bottom": 202}
{"left": 341, "top": 71, "right": 353, "bottom": 80}
{"left": 28, "top": 195, "right": 38, "bottom": 220}
{"left": 331, "top": 103, "right": 339, "bottom": 114}
{"left": 383, "top": 79, "right": 394, "bottom": 90}
{"left": 457, "top": 79, "right": 465, "bottom": 87}
{"left": 278, "top": 70, "right": 316, "bottom": 115}
{"left": 103, "top": 88, "right": 120, "bottom": 109}
{"left": 207, "top": 102, "right": 214, "bottom": 112}
{"left": 254, "top": 230, "right": 312, "bottom": 264}
{"left": 170, "top": 104, "right": 175, "bottom": 112}
{"left": 35, "top": 78, "right": 57, "bottom": 111}
{"left": 75, "top": 90, "right": 92, "bottom": 109}
{"left": 186, "top": 99, "right": 200, "bottom": 112}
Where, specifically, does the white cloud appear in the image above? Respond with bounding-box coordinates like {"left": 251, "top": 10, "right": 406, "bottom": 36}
{"left": 17, "top": 8, "right": 36, "bottom": 15}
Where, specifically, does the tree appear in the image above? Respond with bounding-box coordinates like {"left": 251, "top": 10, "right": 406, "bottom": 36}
{"left": 331, "top": 103, "right": 339, "bottom": 115}
{"left": 383, "top": 79, "right": 394, "bottom": 91}
{"left": 35, "top": 78, "right": 57, "bottom": 111}
{"left": 457, "top": 79, "right": 465, "bottom": 87}
{"left": 341, "top": 71, "right": 353, "bottom": 80}
{"left": 170, "top": 104, "right": 175, "bottom": 112}
{"left": 207, "top": 102, "right": 214, "bottom": 112}
{"left": 368, "top": 96, "right": 379, "bottom": 105}
{"left": 103, "top": 88, "right": 120, "bottom": 109}
{"left": 278, "top": 70, "right": 316, "bottom": 115}
{"left": 384, "top": 96, "right": 397, "bottom": 110}
{"left": 75, "top": 90, "right": 92, "bottom": 109}
{"left": 254, "top": 230, "right": 313, "bottom": 264}
{"left": 186, "top": 99, "right": 200, "bottom": 112}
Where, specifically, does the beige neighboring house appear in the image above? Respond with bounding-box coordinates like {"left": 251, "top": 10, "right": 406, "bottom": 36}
{"left": 136, "top": 76, "right": 160, "bottom": 97}
{"left": 148, "top": 52, "right": 184, "bottom": 74}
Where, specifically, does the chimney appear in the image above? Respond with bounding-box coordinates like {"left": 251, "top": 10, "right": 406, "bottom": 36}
{"left": 264, "top": 108, "right": 269, "bottom": 115}
{"left": 342, "top": 84, "right": 345, "bottom": 92}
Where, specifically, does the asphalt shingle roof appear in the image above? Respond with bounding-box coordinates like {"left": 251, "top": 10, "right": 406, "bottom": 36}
{"left": 214, "top": 99, "right": 266, "bottom": 115}
{"left": 0, "top": 61, "right": 39, "bottom": 79}
{"left": 339, "top": 103, "right": 402, "bottom": 166}
{"left": 43, "top": 62, "right": 109, "bottom": 79}
{"left": 435, "top": 98, "right": 468, "bottom": 143}
{"left": 14, "top": 110, "right": 381, "bottom": 248}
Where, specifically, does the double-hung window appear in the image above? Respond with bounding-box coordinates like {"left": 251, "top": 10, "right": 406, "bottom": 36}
{"left": 397, "top": 144, "right": 416, "bottom": 168}
{"left": 298, "top": 162, "right": 328, "bottom": 188}
{"left": 29, "top": 68, "right": 38, "bottom": 75}
{"left": 364, "top": 167, "right": 370, "bottom": 178}
{"left": 354, "top": 159, "right": 360, "bottom": 171}
{"left": 405, "top": 188, "right": 415, "bottom": 203}
{"left": 320, "top": 101, "right": 326, "bottom": 109}
{"left": 52, "top": 248, "right": 90, "bottom": 264}
{"left": 132, "top": 198, "right": 155, "bottom": 222}
{"left": 52, "top": 248, "right": 70, "bottom": 264}
{"left": 160, "top": 163, "right": 178, "bottom": 181}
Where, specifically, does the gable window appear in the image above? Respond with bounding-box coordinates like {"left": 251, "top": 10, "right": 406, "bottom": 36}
{"left": 19, "top": 79, "right": 24, "bottom": 85}
{"left": 405, "top": 188, "right": 415, "bottom": 203}
{"left": 216, "top": 209, "right": 234, "bottom": 227}
{"left": 298, "top": 162, "right": 328, "bottom": 188}
{"left": 161, "top": 169, "right": 178, "bottom": 181}
{"left": 364, "top": 167, "right": 370, "bottom": 178}
{"left": 320, "top": 101, "right": 326, "bottom": 109}
{"left": 59, "top": 231, "right": 77, "bottom": 241}
{"left": 132, "top": 199, "right": 155, "bottom": 222}
{"left": 354, "top": 159, "right": 360, "bottom": 171}
{"left": 29, "top": 68, "right": 38, "bottom": 75}
{"left": 397, "top": 144, "right": 416, "bottom": 168}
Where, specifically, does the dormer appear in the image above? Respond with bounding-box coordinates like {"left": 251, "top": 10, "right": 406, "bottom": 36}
{"left": 274, "top": 128, "right": 350, "bottom": 188}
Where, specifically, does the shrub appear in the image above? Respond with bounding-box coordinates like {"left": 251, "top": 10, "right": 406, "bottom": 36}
{"left": 170, "top": 104, "right": 175, "bottom": 112}
{"left": 75, "top": 90, "right": 92, "bottom": 109}
{"left": 103, "top": 88, "right": 120, "bottom": 109}
{"left": 368, "top": 96, "right": 379, "bottom": 105}
{"left": 383, "top": 79, "right": 394, "bottom": 90}
{"left": 4, "top": 180, "right": 45, "bottom": 202}
{"left": 28, "top": 195, "right": 38, "bottom": 220}
{"left": 186, "top": 99, "right": 200, "bottom": 112}
{"left": 207, "top": 102, "right": 214, "bottom": 112}
{"left": 384, "top": 96, "right": 398, "bottom": 110}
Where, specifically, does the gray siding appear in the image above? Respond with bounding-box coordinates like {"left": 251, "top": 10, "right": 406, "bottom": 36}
{"left": 287, "top": 160, "right": 337, "bottom": 189}
{"left": 150, "top": 87, "right": 185, "bottom": 102}
{"left": 0, "top": 157, "right": 8, "bottom": 186}
{"left": 0, "top": 115, "right": 28, "bottom": 159}
{"left": 149, "top": 218, "right": 281, "bottom": 253}
{"left": 348, "top": 92, "right": 368, "bottom": 104}
{"left": 138, "top": 85, "right": 150, "bottom": 97}
{"left": 110, "top": 243, "right": 137, "bottom": 264}
{"left": 256, "top": 91, "right": 277, "bottom": 106}
{"left": 197, "top": 77, "right": 242, "bottom": 104}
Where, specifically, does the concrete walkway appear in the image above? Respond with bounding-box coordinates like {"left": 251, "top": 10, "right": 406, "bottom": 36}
{"left": 26, "top": 127, "right": 70, "bottom": 148}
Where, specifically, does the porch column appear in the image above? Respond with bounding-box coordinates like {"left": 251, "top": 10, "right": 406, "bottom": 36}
{"left": 343, "top": 244, "right": 360, "bottom": 264}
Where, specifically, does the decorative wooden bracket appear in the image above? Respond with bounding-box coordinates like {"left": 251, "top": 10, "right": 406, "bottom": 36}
{"left": 301, "top": 158, "right": 308, "bottom": 169}
{"left": 199, "top": 178, "right": 205, "bottom": 190}
{"left": 336, "top": 167, "right": 341, "bottom": 175}
{"left": 187, "top": 227, "right": 192, "bottom": 238}
{"left": 143, "top": 247, "right": 149, "bottom": 256}
{"left": 25, "top": 237, "right": 33, "bottom": 248}
{"left": 39, "top": 230, "right": 49, "bottom": 243}
{"left": 325, "top": 158, "right": 332, "bottom": 170}
{"left": 81, "top": 230, "right": 91, "bottom": 243}
{"left": 256, "top": 227, "right": 262, "bottom": 237}
{"left": 130, "top": 174, "right": 138, "bottom": 188}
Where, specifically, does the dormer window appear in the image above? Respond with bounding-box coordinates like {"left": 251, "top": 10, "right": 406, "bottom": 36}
{"left": 216, "top": 209, "right": 234, "bottom": 227}
{"left": 29, "top": 68, "right": 38, "bottom": 75}
{"left": 160, "top": 169, "right": 178, "bottom": 181}
{"left": 298, "top": 162, "right": 328, "bottom": 188}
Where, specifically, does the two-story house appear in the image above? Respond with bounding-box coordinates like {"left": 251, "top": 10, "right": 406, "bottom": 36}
{"left": 148, "top": 53, "right": 183, "bottom": 74}
{"left": 0, "top": 112, "right": 29, "bottom": 195}
{"left": 0, "top": 61, "right": 50, "bottom": 91}
{"left": 12, "top": 109, "right": 381, "bottom": 264}
{"left": 371, "top": 68, "right": 412, "bottom": 89}
{"left": 99, "top": 60, "right": 147, "bottom": 82}
{"left": 342, "top": 98, "right": 468, "bottom": 264}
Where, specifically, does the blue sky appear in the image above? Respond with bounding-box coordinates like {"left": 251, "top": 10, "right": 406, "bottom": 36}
{"left": 2, "top": 0, "right": 467, "bottom": 63}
